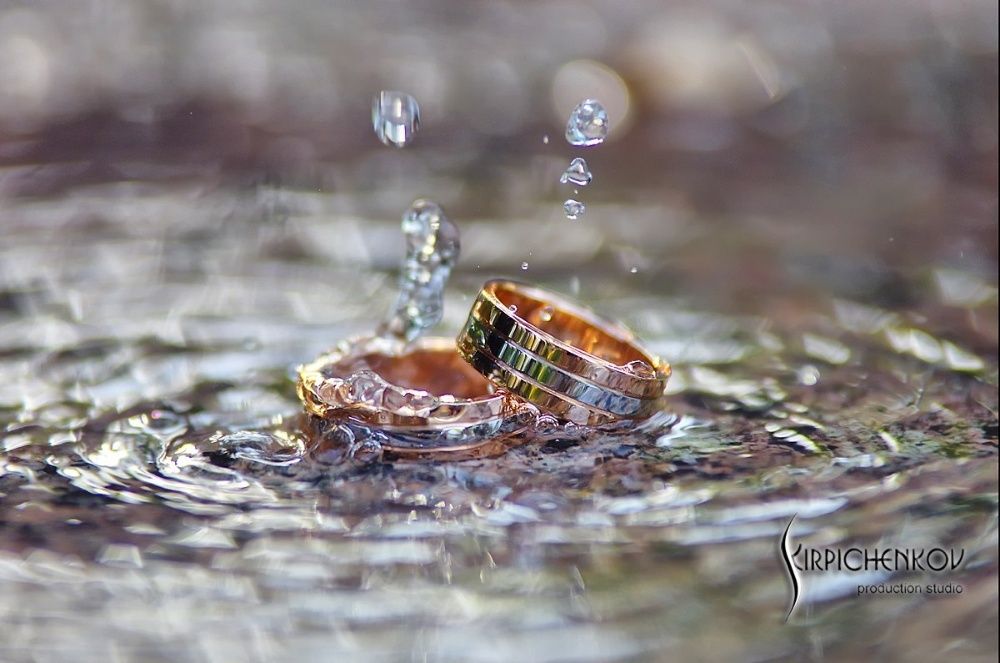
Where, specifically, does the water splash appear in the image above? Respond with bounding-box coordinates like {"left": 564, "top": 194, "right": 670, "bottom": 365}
{"left": 565, "top": 99, "right": 609, "bottom": 146}
{"left": 372, "top": 90, "right": 421, "bottom": 147}
{"left": 379, "top": 200, "right": 460, "bottom": 341}
{"left": 560, "top": 158, "right": 593, "bottom": 186}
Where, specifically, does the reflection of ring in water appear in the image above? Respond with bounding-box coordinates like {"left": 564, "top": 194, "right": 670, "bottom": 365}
{"left": 297, "top": 336, "right": 533, "bottom": 459}
{"left": 457, "top": 279, "right": 670, "bottom": 425}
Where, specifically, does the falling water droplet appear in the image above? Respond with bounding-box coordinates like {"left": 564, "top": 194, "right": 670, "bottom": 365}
{"left": 372, "top": 91, "right": 421, "bottom": 147}
{"left": 565, "top": 99, "right": 609, "bottom": 147}
{"left": 630, "top": 266, "right": 639, "bottom": 274}
{"left": 559, "top": 158, "right": 593, "bottom": 186}
{"left": 542, "top": 135, "right": 550, "bottom": 144}
{"left": 563, "top": 199, "right": 586, "bottom": 220}
{"left": 521, "top": 261, "right": 529, "bottom": 270}
{"left": 538, "top": 306, "right": 555, "bottom": 323}
{"left": 380, "top": 200, "right": 459, "bottom": 342}
{"left": 508, "top": 304, "right": 519, "bottom": 314}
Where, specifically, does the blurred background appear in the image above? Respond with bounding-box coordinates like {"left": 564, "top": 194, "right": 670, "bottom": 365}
{"left": 0, "top": 1, "right": 997, "bottom": 662}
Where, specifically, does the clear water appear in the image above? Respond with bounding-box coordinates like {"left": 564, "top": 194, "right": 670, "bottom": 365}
{"left": 380, "top": 200, "right": 459, "bottom": 341}
{"left": 564, "top": 199, "right": 586, "bottom": 220}
{"left": 565, "top": 99, "right": 609, "bottom": 147}
{"left": 560, "top": 158, "right": 593, "bottom": 187}
{"left": 0, "top": 178, "right": 995, "bottom": 660}
{"left": 372, "top": 90, "right": 421, "bottom": 147}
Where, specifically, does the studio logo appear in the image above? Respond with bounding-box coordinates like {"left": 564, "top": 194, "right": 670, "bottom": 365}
{"left": 780, "top": 514, "right": 966, "bottom": 622}
{"left": 780, "top": 515, "right": 801, "bottom": 622}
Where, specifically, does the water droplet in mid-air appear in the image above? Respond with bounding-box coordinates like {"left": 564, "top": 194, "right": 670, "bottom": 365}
{"left": 380, "top": 200, "right": 459, "bottom": 341}
{"left": 563, "top": 199, "right": 585, "bottom": 220}
{"left": 630, "top": 266, "right": 639, "bottom": 274}
{"left": 565, "top": 99, "right": 608, "bottom": 146}
{"left": 560, "top": 158, "right": 593, "bottom": 186}
{"left": 542, "top": 135, "right": 550, "bottom": 144}
{"left": 538, "top": 306, "right": 555, "bottom": 323}
{"left": 521, "top": 262, "right": 529, "bottom": 270}
{"left": 372, "top": 90, "right": 421, "bottom": 147}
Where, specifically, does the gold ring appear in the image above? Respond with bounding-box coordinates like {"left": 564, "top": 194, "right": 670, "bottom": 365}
{"left": 297, "top": 335, "right": 530, "bottom": 458}
{"left": 456, "top": 279, "right": 670, "bottom": 424}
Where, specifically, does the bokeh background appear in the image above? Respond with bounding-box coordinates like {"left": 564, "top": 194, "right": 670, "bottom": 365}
{"left": 0, "top": 2, "right": 997, "bottom": 662}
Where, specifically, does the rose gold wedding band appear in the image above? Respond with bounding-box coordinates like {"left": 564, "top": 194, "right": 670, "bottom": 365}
{"left": 456, "top": 279, "right": 669, "bottom": 424}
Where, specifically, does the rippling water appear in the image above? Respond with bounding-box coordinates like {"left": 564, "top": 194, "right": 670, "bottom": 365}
{"left": 0, "top": 171, "right": 996, "bottom": 662}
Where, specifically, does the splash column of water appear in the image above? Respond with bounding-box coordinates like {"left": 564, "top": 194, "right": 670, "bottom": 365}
{"left": 379, "top": 200, "right": 460, "bottom": 342}
{"left": 370, "top": 91, "right": 459, "bottom": 342}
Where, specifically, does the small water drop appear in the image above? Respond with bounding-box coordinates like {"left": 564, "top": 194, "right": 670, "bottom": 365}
{"left": 563, "top": 199, "right": 585, "bottom": 220}
{"left": 534, "top": 414, "right": 561, "bottom": 434}
{"left": 542, "top": 135, "right": 550, "bottom": 144}
{"left": 538, "top": 305, "right": 555, "bottom": 323}
{"left": 630, "top": 266, "right": 638, "bottom": 274}
{"left": 513, "top": 402, "right": 541, "bottom": 426}
{"left": 508, "top": 304, "right": 519, "bottom": 314}
{"left": 521, "top": 261, "right": 529, "bottom": 270}
{"left": 372, "top": 90, "right": 421, "bottom": 147}
{"left": 349, "top": 434, "right": 384, "bottom": 465}
{"left": 622, "top": 359, "right": 657, "bottom": 379}
{"left": 559, "top": 158, "right": 593, "bottom": 186}
{"left": 565, "top": 99, "right": 608, "bottom": 147}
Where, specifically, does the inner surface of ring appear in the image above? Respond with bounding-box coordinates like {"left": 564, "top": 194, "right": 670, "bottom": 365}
{"left": 328, "top": 348, "right": 494, "bottom": 399}
{"left": 490, "top": 282, "right": 649, "bottom": 365}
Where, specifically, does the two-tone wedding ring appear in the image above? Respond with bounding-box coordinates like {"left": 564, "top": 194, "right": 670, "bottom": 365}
{"left": 455, "top": 279, "right": 669, "bottom": 425}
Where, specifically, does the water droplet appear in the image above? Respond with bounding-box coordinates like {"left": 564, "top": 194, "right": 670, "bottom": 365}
{"left": 563, "top": 199, "right": 585, "bottom": 220}
{"left": 538, "top": 305, "right": 555, "bottom": 323}
{"left": 542, "top": 135, "right": 550, "bottom": 144}
{"left": 513, "top": 402, "right": 541, "bottom": 426}
{"left": 508, "top": 304, "right": 518, "bottom": 314}
{"left": 348, "top": 433, "right": 384, "bottom": 465}
{"left": 559, "top": 158, "right": 592, "bottom": 186}
{"left": 534, "top": 414, "right": 561, "bottom": 434}
{"left": 565, "top": 99, "right": 608, "bottom": 147}
{"left": 347, "top": 370, "right": 385, "bottom": 403}
{"left": 372, "top": 90, "right": 421, "bottom": 147}
{"left": 622, "top": 359, "right": 657, "bottom": 379}
{"left": 521, "top": 262, "right": 529, "bottom": 270}
{"left": 630, "top": 266, "right": 638, "bottom": 274}
{"left": 380, "top": 200, "right": 460, "bottom": 342}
